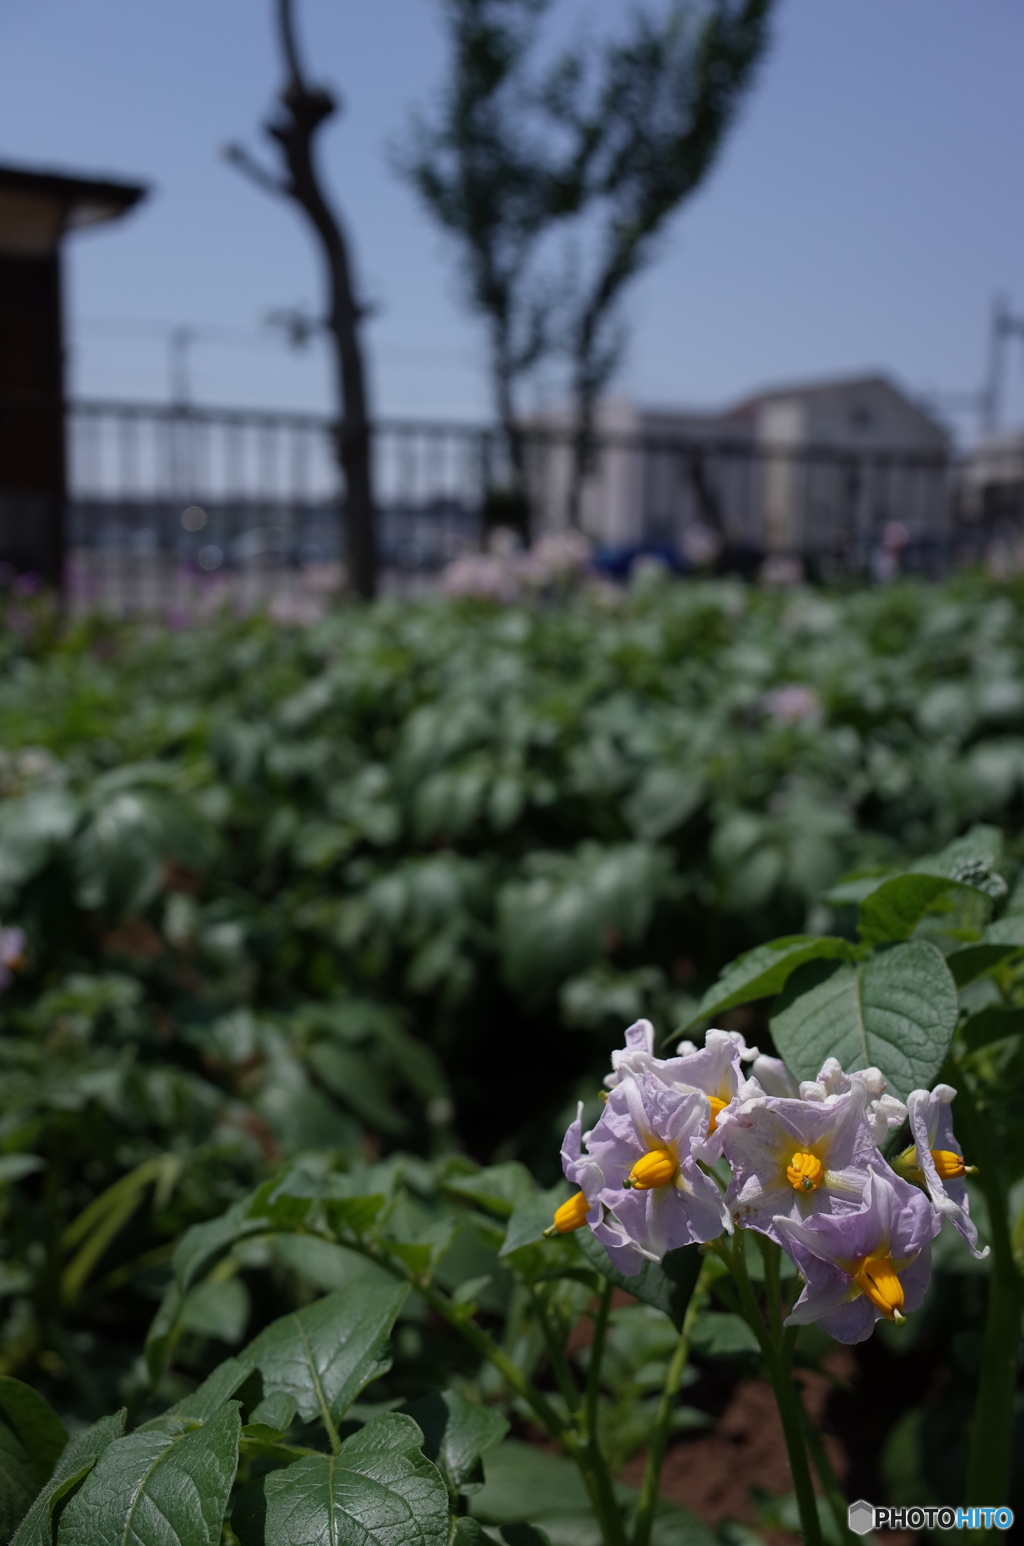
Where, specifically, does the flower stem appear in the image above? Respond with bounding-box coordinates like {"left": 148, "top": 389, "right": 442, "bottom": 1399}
{"left": 631, "top": 1258, "right": 709, "bottom": 1546}
{"left": 795, "top": 1393, "right": 857, "bottom": 1546}
{"left": 585, "top": 1278, "right": 614, "bottom": 1442}
{"left": 345, "top": 1234, "right": 628, "bottom": 1546}
{"left": 728, "top": 1236, "right": 822, "bottom": 1546}
{"left": 532, "top": 1285, "right": 582, "bottom": 1415}
{"left": 957, "top": 1078, "right": 1024, "bottom": 1511}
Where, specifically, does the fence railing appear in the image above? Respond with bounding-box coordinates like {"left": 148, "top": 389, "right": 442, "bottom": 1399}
{"left": 58, "top": 397, "right": 978, "bottom": 615}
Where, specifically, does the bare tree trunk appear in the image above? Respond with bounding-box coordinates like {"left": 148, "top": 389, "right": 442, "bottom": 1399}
{"left": 268, "top": 0, "right": 378, "bottom": 599}
{"left": 490, "top": 322, "right": 531, "bottom": 542}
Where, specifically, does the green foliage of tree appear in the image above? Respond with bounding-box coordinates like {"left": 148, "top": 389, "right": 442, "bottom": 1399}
{"left": 405, "top": 0, "right": 775, "bottom": 523}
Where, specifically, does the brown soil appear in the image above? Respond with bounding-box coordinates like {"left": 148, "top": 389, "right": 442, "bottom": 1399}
{"left": 617, "top": 1370, "right": 916, "bottom": 1546}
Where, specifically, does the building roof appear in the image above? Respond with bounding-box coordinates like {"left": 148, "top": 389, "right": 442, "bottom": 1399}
{"left": 725, "top": 372, "right": 949, "bottom": 447}
{"left": 0, "top": 162, "right": 148, "bottom": 257}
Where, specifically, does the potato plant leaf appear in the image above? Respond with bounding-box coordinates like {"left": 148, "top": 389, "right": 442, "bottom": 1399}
{"left": 403, "top": 1389, "right": 508, "bottom": 1496}
{"left": 238, "top": 1268, "right": 407, "bottom": 1426}
{"left": 232, "top": 1412, "right": 449, "bottom": 1546}
{"left": 56, "top": 1401, "right": 240, "bottom": 1546}
{"left": 770, "top": 940, "right": 958, "bottom": 1097}
{"left": 11, "top": 1411, "right": 126, "bottom": 1546}
{"left": 0, "top": 1378, "right": 67, "bottom": 1479}
{"left": 946, "top": 915, "right": 1024, "bottom": 988}
{"left": 574, "top": 1231, "right": 701, "bottom": 1331}
{"left": 679, "top": 935, "right": 854, "bottom": 1034}
{"left": 0, "top": 1426, "right": 43, "bottom": 1545}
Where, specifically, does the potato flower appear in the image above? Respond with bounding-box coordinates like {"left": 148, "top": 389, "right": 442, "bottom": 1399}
{"left": 605, "top": 1019, "right": 757, "bottom": 1157}
{"left": 776, "top": 1170, "right": 941, "bottom": 1344}
{"left": 553, "top": 1067, "right": 728, "bottom": 1272}
{"left": 897, "top": 1084, "right": 988, "bottom": 1259}
{"left": 0, "top": 924, "right": 25, "bottom": 991}
{"left": 799, "top": 1056, "right": 907, "bottom": 1145}
{"left": 717, "top": 1078, "right": 883, "bottom": 1241}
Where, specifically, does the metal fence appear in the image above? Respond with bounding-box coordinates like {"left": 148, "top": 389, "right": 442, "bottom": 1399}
{"left": 61, "top": 398, "right": 967, "bottom": 615}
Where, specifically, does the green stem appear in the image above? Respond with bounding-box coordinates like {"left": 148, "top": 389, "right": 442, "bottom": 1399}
{"left": 957, "top": 1078, "right": 1024, "bottom": 1509}
{"left": 758, "top": 1234, "right": 783, "bottom": 1339}
{"left": 796, "top": 1391, "right": 856, "bottom": 1546}
{"left": 346, "top": 1235, "right": 627, "bottom": 1546}
{"left": 585, "top": 1278, "right": 614, "bottom": 1442}
{"left": 728, "top": 1237, "right": 822, "bottom": 1546}
{"left": 532, "top": 1286, "right": 581, "bottom": 1415}
{"left": 632, "top": 1260, "right": 708, "bottom": 1546}
{"left": 781, "top": 1322, "right": 798, "bottom": 1372}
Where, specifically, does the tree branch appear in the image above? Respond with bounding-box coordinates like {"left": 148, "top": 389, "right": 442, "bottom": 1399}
{"left": 222, "top": 143, "right": 288, "bottom": 198}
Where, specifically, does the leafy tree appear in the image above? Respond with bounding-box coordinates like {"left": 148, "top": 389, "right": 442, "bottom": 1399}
{"left": 407, "top": 0, "right": 775, "bottom": 527}
{"left": 554, "top": 0, "right": 775, "bottom": 523}
{"left": 226, "top": 0, "right": 379, "bottom": 599}
{"left": 400, "top": 0, "right": 589, "bottom": 521}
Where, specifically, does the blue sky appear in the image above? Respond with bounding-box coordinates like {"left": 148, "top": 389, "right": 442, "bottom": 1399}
{"left": 2, "top": 0, "right": 1022, "bottom": 440}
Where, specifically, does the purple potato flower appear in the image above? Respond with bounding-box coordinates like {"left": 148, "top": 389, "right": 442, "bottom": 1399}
{"left": 902, "top": 1085, "right": 988, "bottom": 1260}
{"left": 605, "top": 1020, "right": 756, "bottom": 1160}
{"left": 747, "top": 1054, "right": 799, "bottom": 1099}
{"left": 581, "top": 1067, "right": 729, "bottom": 1271}
{"left": 799, "top": 1057, "right": 907, "bottom": 1146}
{"left": 717, "top": 1080, "right": 884, "bottom": 1242}
{"left": 0, "top": 925, "right": 25, "bottom": 992}
{"left": 776, "top": 1170, "right": 941, "bottom": 1344}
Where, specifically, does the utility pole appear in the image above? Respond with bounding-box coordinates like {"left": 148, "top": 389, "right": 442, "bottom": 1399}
{"left": 982, "top": 294, "right": 1024, "bottom": 439}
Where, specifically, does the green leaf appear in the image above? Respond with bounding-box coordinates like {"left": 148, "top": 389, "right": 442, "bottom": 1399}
{"left": 306, "top": 1044, "right": 407, "bottom": 1137}
{"left": 770, "top": 940, "right": 959, "bottom": 1098}
{"left": 453, "top": 1522, "right": 491, "bottom": 1546}
{"left": 0, "top": 790, "right": 79, "bottom": 908}
{"left": 404, "top": 1389, "right": 508, "bottom": 1496}
{"left": 574, "top": 1232, "right": 701, "bottom": 1331}
{"left": 856, "top": 873, "right": 970, "bottom": 947}
{"left": 179, "top": 1276, "right": 251, "bottom": 1344}
{"left": 162, "top": 1358, "right": 250, "bottom": 1423}
{"left": 232, "top": 1412, "right": 449, "bottom": 1546}
{"left": 468, "top": 1440, "right": 594, "bottom": 1524}
{"left": 12, "top": 1411, "right": 126, "bottom": 1546}
{"left": 146, "top": 1191, "right": 282, "bottom": 1383}
{"left": 445, "top": 1163, "right": 535, "bottom": 1219}
{"left": 678, "top": 936, "right": 854, "bottom": 1033}
{"left": 0, "top": 1157, "right": 45, "bottom": 1185}
{"left": 0, "top": 1425, "right": 43, "bottom": 1544}
{"left": 56, "top": 1401, "right": 240, "bottom": 1546}
{"left": 499, "top": 1185, "right": 571, "bottom": 1257}
{"left": 238, "top": 1263, "right": 407, "bottom": 1426}
{"left": 689, "top": 1313, "right": 761, "bottom": 1359}
{"left": 623, "top": 768, "right": 704, "bottom": 843}
{"left": 961, "top": 1005, "right": 1024, "bottom": 1052}
{"left": 947, "top": 915, "right": 1024, "bottom": 987}
{"left": 0, "top": 1377, "right": 66, "bottom": 1478}
{"left": 501, "top": 1526, "right": 552, "bottom": 1546}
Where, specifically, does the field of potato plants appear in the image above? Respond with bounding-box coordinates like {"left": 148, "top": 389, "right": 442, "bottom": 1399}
{"left": 0, "top": 572, "right": 1022, "bottom": 1544}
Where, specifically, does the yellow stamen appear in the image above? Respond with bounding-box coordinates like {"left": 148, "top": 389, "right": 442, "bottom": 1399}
{"left": 854, "top": 1254, "right": 905, "bottom": 1321}
{"left": 930, "top": 1149, "right": 967, "bottom": 1180}
{"left": 624, "top": 1148, "right": 677, "bottom": 1191}
{"left": 786, "top": 1151, "right": 824, "bottom": 1193}
{"left": 707, "top": 1096, "right": 727, "bottom": 1134}
{"left": 544, "top": 1191, "right": 590, "bottom": 1236}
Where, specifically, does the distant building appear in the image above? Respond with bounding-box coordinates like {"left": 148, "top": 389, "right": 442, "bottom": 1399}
{"left": 526, "top": 374, "right": 952, "bottom": 566}
{"left": 960, "top": 428, "right": 1024, "bottom": 530}
{"left": 0, "top": 162, "right": 147, "bottom": 581}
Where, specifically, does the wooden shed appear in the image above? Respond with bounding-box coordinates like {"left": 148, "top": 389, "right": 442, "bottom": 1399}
{"left": 0, "top": 163, "right": 147, "bottom": 583}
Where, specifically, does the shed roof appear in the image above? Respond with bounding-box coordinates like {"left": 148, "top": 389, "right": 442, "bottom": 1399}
{"left": 0, "top": 162, "right": 148, "bottom": 256}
